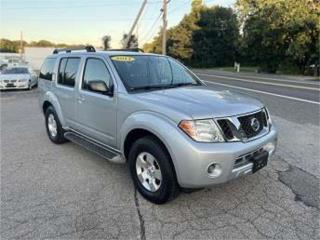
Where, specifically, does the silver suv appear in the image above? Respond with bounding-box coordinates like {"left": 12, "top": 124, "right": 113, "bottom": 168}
{"left": 39, "top": 46, "right": 277, "bottom": 204}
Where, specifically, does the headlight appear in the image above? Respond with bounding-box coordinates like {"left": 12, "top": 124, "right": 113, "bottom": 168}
{"left": 18, "top": 79, "right": 28, "bottom": 82}
{"left": 178, "top": 119, "right": 225, "bottom": 142}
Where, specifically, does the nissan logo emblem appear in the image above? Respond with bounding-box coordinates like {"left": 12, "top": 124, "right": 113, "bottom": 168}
{"left": 250, "top": 118, "right": 260, "bottom": 132}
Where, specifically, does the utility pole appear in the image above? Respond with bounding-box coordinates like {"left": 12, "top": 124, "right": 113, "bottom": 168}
{"left": 19, "top": 31, "right": 23, "bottom": 61}
{"left": 123, "top": 0, "right": 147, "bottom": 49}
{"left": 162, "top": 0, "right": 168, "bottom": 55}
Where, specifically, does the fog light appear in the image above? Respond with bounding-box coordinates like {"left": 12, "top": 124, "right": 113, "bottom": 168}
{"left": 264, "top": 142, "right": 275, "bottom": 155}
{"left": 207, "top": 163, "right": 222, "bottom": 178}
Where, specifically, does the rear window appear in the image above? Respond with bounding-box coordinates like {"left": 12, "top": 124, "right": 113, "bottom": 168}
{"left": 39, "top": 58, "right": 56, "bottom": 81}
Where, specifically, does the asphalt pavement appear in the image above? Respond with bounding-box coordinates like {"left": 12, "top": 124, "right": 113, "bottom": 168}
{"left": 1, "top": 70, "right": 319, "bottom": 240}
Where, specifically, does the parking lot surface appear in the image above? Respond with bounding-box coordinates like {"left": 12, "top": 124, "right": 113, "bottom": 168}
{"left": 1, "top": 71, "right": 319, "bottom": 239}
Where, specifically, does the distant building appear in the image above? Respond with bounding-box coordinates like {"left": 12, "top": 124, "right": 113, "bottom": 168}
{"left": 24, "top": 47, "right": 54, "bottom": 70}
{"left": 0, "top": 47, "right": 54, "bottom": 70}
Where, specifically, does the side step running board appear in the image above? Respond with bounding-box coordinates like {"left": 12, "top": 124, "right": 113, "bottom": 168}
{"left": 64, "top": 131, "right": 125, "bottom": 164}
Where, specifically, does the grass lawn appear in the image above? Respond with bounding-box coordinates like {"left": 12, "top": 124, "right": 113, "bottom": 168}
{"left": 211, "top": 66, "right": 258, "bottom": 73}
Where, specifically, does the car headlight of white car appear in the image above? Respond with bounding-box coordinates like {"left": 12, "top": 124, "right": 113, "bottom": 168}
{"left": 179, "top": 119, "right": 225, "bottom": 142}
{"left": 18, "top": 79, "right": 28, "bottom": 83}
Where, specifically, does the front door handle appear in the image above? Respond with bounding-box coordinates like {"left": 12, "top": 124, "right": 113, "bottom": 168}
{"left": 77, "top": 96, "right": 85, "bottom": 103}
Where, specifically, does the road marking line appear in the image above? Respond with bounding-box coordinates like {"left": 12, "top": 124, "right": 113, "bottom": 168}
{"left": 202, "top": 80, "right": 320, "bottom": 105}
{"left": 198, "top": 73, "right": 320, "bottom": 91}
{"left": 196, "top": 71, "right": 320, "bottom": 85}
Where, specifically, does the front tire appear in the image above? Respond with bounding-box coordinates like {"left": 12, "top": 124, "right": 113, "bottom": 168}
{"left": 128, "top": 136, "right": 179, "bottom": 204}
{"left": 45, "top": 106, "right": 67, "bottom": 144}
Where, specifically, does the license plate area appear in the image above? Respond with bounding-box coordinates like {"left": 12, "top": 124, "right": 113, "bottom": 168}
{"left": 6, "top": 83, "right": 15, "bottom": 87}
{"left": 251, "top": 150, "right": 268, "bottom": 173}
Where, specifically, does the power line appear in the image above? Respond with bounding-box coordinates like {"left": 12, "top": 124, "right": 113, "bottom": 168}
{"left": 2, "top": 1, "right": 163, "bottom": 10}
{"left": 140, "top": 12, "right": 163, "bottom": 43}
{"left": 6, "top": 18, "right": 157, "bottom": 22}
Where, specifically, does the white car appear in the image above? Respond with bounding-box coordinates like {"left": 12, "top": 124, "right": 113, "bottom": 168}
{"left": 0, "top": 66, "right": 38, "bottom": 90}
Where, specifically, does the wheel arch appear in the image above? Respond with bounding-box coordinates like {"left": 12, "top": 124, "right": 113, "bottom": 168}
{"left": 42, "top": 101, "right": 52, "bottom": 114}
{"left": 123, "top": 127, "right": 179, "bottom": 185}
{"left": 41, "top": 92, "right": 66, "bottom": 127}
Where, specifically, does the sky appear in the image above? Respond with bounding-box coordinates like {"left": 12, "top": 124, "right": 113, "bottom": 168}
{"left": 0, "top": 0, "right": 235, "bottom": 48}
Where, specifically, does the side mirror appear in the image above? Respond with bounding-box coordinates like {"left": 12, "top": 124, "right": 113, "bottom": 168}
{"left": 88, "top": 80, "right": 113, "bottom": 96}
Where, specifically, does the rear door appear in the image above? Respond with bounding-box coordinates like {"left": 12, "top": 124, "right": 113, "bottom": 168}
{"left": 74, "top": 57, "right": 117, "bottom": 148}
{"left": 54, "top": 57, "right": 81, "bottom": 127}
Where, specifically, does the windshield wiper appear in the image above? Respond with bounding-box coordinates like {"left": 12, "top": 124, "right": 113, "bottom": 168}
{"left": 170, "top": 82, "right": 198, "bottom": 87}
{"left": 130, "top": 82, "right": 198, "bottom": 92}
{"left": 130, "top": 84, "right": 174, "bottom": 91}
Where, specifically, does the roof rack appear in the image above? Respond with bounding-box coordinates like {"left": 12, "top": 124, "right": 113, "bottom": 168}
{"left": 108, "top": 48, "right": 144, "bottom": 53}
{"left": 53, "top": 45, "right": 96, "bottom": 54}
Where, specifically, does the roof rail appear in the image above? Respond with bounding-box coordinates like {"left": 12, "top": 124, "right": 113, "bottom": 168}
{"left": 108, "top": 48, "right": 144, "bottom": 53}
{"left": 53, "top": 45, "right": 96, "bottom": 54}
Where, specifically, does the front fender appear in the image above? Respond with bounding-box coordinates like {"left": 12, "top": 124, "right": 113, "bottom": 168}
{"left": 120, "top": 111, "right": 181, "bottom": 165}
{"left": 42, "top": 91, "right": 66, "bottom": 127}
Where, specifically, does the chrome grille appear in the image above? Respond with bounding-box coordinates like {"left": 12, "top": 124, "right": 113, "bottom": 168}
{"left": 237, "top": 111, "right": 267, "bottom": 138}
{"left": 3, "top": 80, "right": 17, "bottom": 83}
{"left": 217, "top": 109, "right": 269, "bottom": 142}
{"left": 217, "top": 119, "right": 234, "bottom": 140}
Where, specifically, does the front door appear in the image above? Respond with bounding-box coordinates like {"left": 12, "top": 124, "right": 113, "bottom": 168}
{"left": 74, "top": 57, "right": 117, "bottom": 148}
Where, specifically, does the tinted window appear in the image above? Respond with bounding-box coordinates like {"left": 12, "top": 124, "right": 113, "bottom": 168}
{"left": 58, "top": 58, "right": 80, "bottom": 87}
{"left": 82, "top": 58, "right": 112, "bottom": 91}
{"left": 39, "top": 58, "right": 55, "bottom": 80}
{"left": 111, "top": 55, "right": 200, "bottom": 91}
{"left": 2, "top": 67, "right": 29, "bottom": 74}
{"left": 58, "top": 58, "right": 67, "bottom": 84}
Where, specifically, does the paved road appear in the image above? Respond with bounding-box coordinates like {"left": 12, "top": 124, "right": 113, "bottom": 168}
{"left": 1, "top": 70, "right": 319, "bottom": 240}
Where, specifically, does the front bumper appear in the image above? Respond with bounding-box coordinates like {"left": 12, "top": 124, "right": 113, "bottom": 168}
{"left": 170, "top": 127, "right": 278, "bottom": 188}
{"left": 0, "top": 82, "right": 29, "bottom": 90}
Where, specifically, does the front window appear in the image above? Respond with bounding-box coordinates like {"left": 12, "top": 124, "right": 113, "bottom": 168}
{"left": 110, "top": 55, "right": 201, "bottom": 92}
{"left": 2, "top": 67, "right": 29, "bottom": 74}
{"left": 82, "top": 58, "right": 112, "bottom": 91}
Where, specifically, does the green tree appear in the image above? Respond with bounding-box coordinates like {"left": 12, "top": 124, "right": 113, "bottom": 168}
{"left": 0, "top": 39, "right": 27, "bottom": 53}
{"left": 191, "top": 6, "right": 240, "bottom": 67}
{"left": 121, "top": 34, "right": 138, "bottom": 49}
{"left": 236, "top": 0, "right": 320, "bottom": 74}
{"left": 143, "top": 0, "right": 203, "bottom": 62}
{"left": 143, "top": 1, "right": 239, "bottom": 68}
{"left": 102, "top": 35, "right": 112, "bottom": 50}
{"left": 29, "top": 40, "right": 55, "bottom": 47}
{"left": 143, "top": 29, "right": 163, "bottom": 53}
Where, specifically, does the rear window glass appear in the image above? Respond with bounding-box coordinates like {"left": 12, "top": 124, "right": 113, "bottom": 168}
{"left": 39, "top": 58, "right": 56, "bottom": 81}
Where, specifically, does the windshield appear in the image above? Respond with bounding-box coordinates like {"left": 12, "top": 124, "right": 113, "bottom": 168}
{"left": 2, "top": 67, "right": 29, "bottom": 75}
{"left": 110, "top": 55, "right": 201, "bottom": 91}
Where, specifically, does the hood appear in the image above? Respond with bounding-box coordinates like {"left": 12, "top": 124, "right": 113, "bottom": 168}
{"left": 0, "top": 74, "right": 31, "bottom": 80}
{"left": 136, "top": 86, "right": 264, "bottom": 119}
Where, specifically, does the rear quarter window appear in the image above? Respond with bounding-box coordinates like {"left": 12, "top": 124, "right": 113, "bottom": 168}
{"left": 39, "top": 58, "right": 56, "bottom": 81}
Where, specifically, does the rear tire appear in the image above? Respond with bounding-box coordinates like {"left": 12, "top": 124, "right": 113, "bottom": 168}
{"left": 128, "top": 136, "right": 179, "bottom": 204}
{"left": 45, "top": 106, "right": 67, "bottom": 144}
